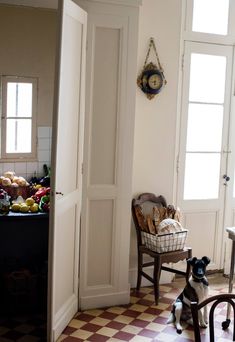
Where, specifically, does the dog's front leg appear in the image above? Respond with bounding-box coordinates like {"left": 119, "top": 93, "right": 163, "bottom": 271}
{"left": 203, "top": 305, "right": 208, "bottom": 324}
{"left": 199, "top": 309, "right": 207, "bottom": 328}
{"left": 174, "top": 302, "right": 183, "bottom": 334}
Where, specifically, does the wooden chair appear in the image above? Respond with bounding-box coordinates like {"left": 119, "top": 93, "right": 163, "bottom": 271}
{"left": 131, "top": 192, "right": 192, "bottom": 304}
{"left": 191, "top": 293, "right": 235, "bottom": 342}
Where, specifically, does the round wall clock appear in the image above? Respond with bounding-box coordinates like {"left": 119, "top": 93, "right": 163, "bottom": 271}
{"left": 137, "top": 38, "right": 167, "bottom": 100}
{"left": 138, "top": 63, "right": 165, "bottom": 98}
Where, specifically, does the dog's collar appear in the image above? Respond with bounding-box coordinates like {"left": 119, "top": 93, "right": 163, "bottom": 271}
{"left": 192, "top": 275, "right": 208, "bottom": 286}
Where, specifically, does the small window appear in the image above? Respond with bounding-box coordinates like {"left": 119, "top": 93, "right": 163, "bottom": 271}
{"left": 192, "top": 0, "right": 229, "bottom": 35}
{"left": 1, "top": 76, "right": 37, "bottom": 160}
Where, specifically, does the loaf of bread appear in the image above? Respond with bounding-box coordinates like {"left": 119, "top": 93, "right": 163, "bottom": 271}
{"left": 157, "top": 218, "right": 183, "bottom": 235}
{"left": 135, "top": 205, "right": 148, "bottom": 232}
{"left": 146, "top": 214, "right": 156, "bottom": 234}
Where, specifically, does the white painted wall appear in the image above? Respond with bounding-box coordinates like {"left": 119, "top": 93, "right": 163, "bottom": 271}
{"left": 130, "top": 0, "right": 183, "bottom": 285}
{"left": 0, "top": 5, "right": 57, "bottom": 127}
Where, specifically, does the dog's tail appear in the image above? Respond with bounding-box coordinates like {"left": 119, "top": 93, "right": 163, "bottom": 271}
{"left": 167, "top": 312, "right": 175, "bottom": 324}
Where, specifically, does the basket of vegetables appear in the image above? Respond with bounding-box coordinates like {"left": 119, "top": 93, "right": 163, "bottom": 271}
{"left": 32, "top": 187, "right": 50, "bottom": 212}
{"left": 0, "top": 171, "right": 30, "bottom": 200}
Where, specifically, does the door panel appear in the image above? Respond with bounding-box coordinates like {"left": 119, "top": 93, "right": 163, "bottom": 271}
{"left": 177, "top": 42, "right": 233, "bottom": 270}
{"left": 48, "top": 1, "right": 87, "bottom": 341}
{"left": 182, "top": 211, "right": 217, "bottom": 261}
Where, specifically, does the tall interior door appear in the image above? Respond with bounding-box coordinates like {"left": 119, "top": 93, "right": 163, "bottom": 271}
{"left": 48, "top": 0, "right": 87, "bottom": 341}
{"left": 177, "top": 41, "right": 235, "bottom": 271}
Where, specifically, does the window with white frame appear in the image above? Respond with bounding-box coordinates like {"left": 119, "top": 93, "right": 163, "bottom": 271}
{"left": 179, "top": 0, "right": 235, "bottom": 201}
{"left": 1, "top": 76, "right": 37, "bottom": 160}
{"left": 192, "top": 0, "right": 229, "bottom": 35}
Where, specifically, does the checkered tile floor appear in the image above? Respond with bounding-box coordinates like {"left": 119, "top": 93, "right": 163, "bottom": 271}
{"left": 58, "top": 274, "right": 234, "bottom": 342}
{"left": 0, "top": 313, "right": 46, "bottom": 341}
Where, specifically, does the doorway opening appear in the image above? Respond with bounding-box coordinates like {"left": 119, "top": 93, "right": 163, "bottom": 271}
{"left": 176, "top": 0, "right": 235, "bottom": 272}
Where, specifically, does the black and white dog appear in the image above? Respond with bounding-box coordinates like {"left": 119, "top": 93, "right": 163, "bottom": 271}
{"left": 167, "top": 256, "right": 210, "bottom": 334}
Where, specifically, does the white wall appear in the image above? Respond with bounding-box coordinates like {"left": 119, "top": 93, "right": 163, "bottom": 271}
{"left": 130, "top": 0, "right": 183, "bottom": 284}
{"left": 0, "top": 5, "right": 56, "bottom": 179}
{"left": 0, "top": 5, "right": 57, "bottom": 127}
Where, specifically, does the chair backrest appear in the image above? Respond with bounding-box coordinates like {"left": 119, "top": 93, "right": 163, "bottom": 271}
{"left": 191, "top": 293, "right": 235, "bottom": 342}
{"left": 131, "top": 193, "right": 167, "bottom": 247}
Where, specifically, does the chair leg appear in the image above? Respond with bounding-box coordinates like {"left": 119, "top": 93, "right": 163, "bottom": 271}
{"left": 136, "top": 251, "right": 143, "bottom": 291}
{"left": 153, "top": 258, "right": 161, "bottom": 305}
{"left": 186, "top": 248, "right": 192, "bottom": 282}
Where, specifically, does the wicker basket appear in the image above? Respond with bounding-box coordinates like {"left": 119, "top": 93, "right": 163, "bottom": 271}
{"left": 141, "top": 229, "right": 188, "bottom": 253}
{"left": 0, "top": 185, "right": 31, "bottom": 200}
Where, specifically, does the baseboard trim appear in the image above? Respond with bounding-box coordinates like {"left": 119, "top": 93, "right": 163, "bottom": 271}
{"left": 79, "top": 290, "right": 131, "bottom": 310}
{"left": 53, "top": 294, "right": 78, "bottom": 341}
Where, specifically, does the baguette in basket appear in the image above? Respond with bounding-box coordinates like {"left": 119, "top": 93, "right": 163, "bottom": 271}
{"left": 135, "top": 203, "right": 183, "bottom": 235}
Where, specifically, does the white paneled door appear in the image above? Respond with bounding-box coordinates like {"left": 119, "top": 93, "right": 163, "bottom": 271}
{"left": 48, "top": 0, "right": 87, "bottom": 341}
{"left": 177, "top": 41, "right": 235, "bottom": 272}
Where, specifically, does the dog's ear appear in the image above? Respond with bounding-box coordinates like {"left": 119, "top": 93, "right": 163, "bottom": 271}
{"left": 187, "top": 257, "right": 197, "bottom": 266}
{"left": 202, "top": 256, "right": 210, "bottom": 265}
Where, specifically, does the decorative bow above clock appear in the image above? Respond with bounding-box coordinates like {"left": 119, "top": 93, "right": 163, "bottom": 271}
{"left": 137, "top": 37, "right": 167, "bottom": 100}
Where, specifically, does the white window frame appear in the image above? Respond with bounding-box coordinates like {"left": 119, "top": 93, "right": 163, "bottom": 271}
{"left": 1, "top": 76, "right": 37, "bottom": 161}
{"left": 183, "top": 0, "right": 235, "bottom": 45}
{"left": 175, "top": 0, "right": 235, "bottom": 207}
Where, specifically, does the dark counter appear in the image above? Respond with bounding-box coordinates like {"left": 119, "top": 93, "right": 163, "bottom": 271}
{"left": 0, "top": 211, "right": 49, "bottom": 262}
{"left": 0, "top": 211, "right": 49, "bottom": 220}
{"left": 0, "top": 211, "right": 49, "bottom": 315}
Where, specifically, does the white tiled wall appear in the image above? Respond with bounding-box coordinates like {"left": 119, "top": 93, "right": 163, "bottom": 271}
{"left": 0, "top": 126, "right": 52, "bottom": 182}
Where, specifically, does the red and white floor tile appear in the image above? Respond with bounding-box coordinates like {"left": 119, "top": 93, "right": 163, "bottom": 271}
{"left": 57, "top": 274, "right": 234, "bottom": 342}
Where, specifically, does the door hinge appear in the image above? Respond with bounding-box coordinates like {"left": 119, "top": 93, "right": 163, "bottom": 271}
{"left": 181, "top": 54, "right": 184, "bottom": 70}
{"left": 176, "top": 155, "right": 180, "bottom": 173}
{"left": 81, "top": 163, "right": 84, "bottom": 174}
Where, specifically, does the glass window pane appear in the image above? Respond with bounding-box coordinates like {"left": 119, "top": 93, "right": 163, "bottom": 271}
{"left": 184, "top": 153, "right": 220, "bottom": 200}
{"left": 7, "top": 83, "right": 16, "bottom": 117}
{"left": 192, "top": 0, "right": 229, "bottom": 35}
{"left": 186, "top": 104, "right": 223, "bottom": 152}
{"left": 6, "top": 119, "right": 32, "bottom": 153}
{"left": 7, "top": 82, "right": 32, "bottom": 118}
{"left": 189, "top": 53, "right": 226, "bottom": 103}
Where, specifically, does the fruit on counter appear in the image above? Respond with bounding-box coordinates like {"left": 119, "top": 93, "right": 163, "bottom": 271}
{"left": 4, "top": 171, "right": 15, "bottom": 181}
{"left": 10, "top": 201, "right": 39, "bottom": 213}
{"left": 25, "top": 197, "right": 35, "bottom": 206}
{"left": 0, "top": 171, "right": 29, "bottom": 187}
{"left": 35, "top": 184, "right": 42, "bottom": 190}
{"left": 30, "top": 203, "right": 39, "bottom": 213}
{"left": 32, "top": 187, "right": 50, "bottom": 203}
{"left": 0, "top": 176, "right": 5, "bottom": 184}
{"left": 2, "top": 177, "right": 11, "bottom": 186}
{"left": 11, "top": 203, "right": 21, "bottom": 212}
{"left": 39, "top": 195, "right": 50, "bottom": 212}
{"left": 19, "top": 203, "right": 30, "bottom": 213}
{"left": 17, "top": 177, "right": 28, "bottom": 186}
